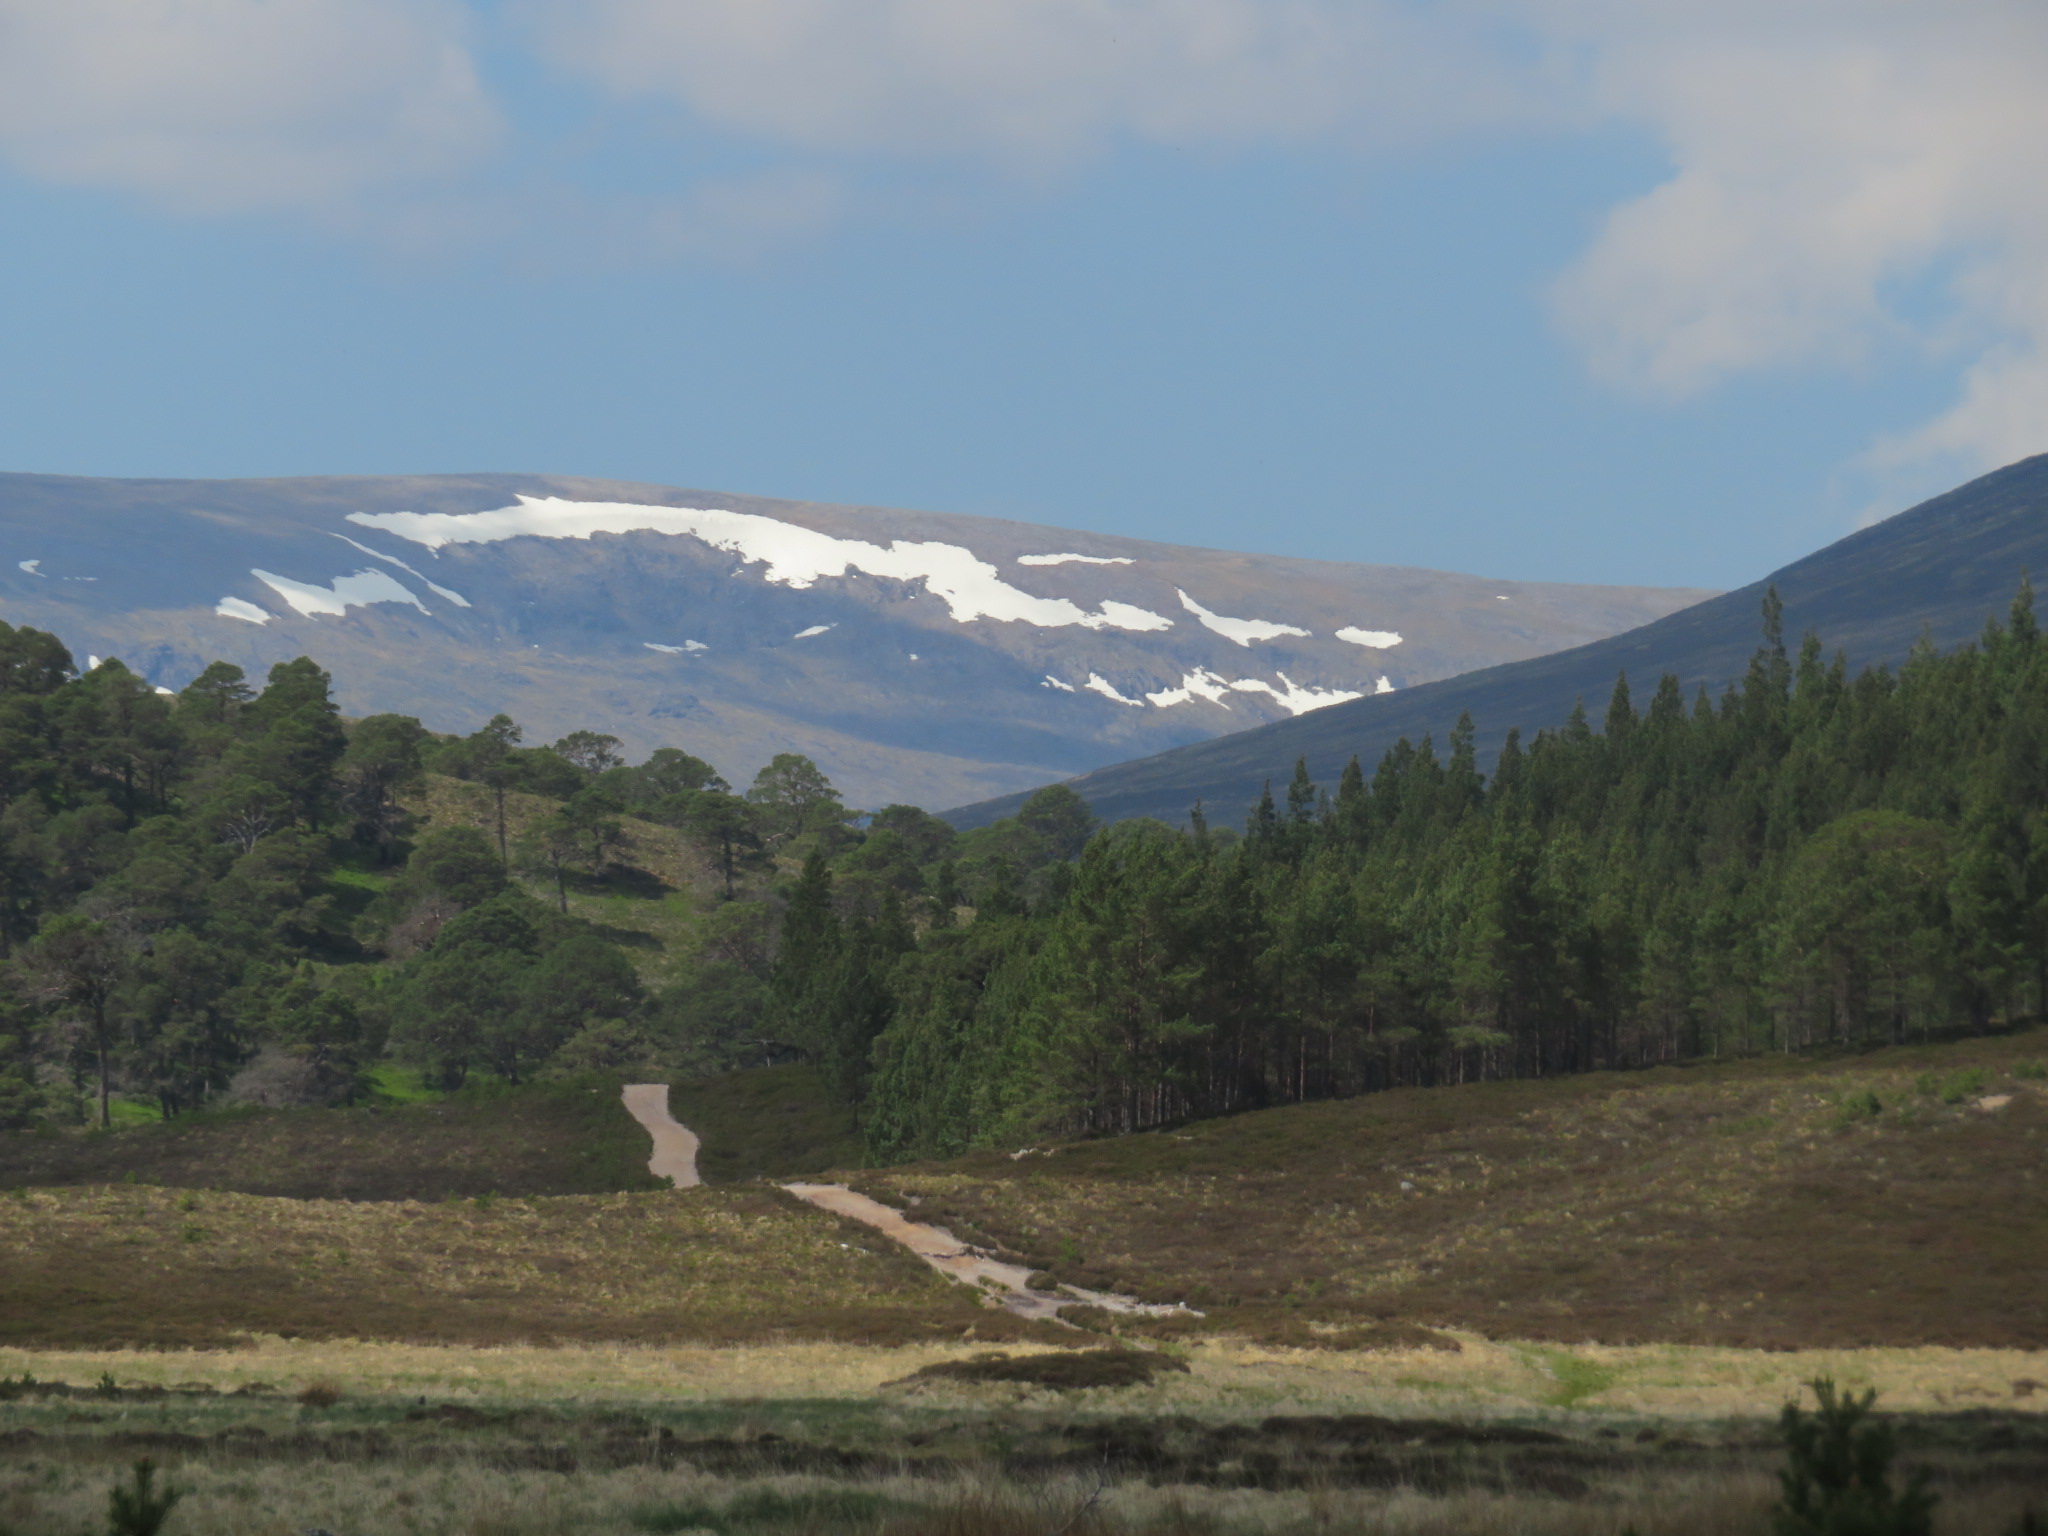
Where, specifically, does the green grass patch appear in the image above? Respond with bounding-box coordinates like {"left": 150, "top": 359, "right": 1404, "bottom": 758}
{"left": 1524, "top": 1348, "right": 1622, "bottom": 1407}
{"left": 104, "top": 1097, "right": 160, "bottom": 1129}
{"left": 364, "top": 1063, "right": 442, "bottom": 1105}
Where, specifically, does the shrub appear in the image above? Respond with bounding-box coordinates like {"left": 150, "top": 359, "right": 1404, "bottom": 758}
{"left": 2013, "top": 1060, "right": 2046, "bottom": 1081}
{"left": 295, "top": 1381, "right": 341, "bottom": 1409}
{"left": 1834, "top": 1088, "right": 1883, "bottom": 1126}
{"left": 902, "top": 1349, "right": 1188, "bottom": 1391}
{"left": 107, "top": 1459, "right": 181, "bottom": 1536}
{"left": 1772, "top": 1378, "right": 1934, "bottom": 1536}
{"left": 1938, "top": 1068, "right": 1989, "bottom": 1104}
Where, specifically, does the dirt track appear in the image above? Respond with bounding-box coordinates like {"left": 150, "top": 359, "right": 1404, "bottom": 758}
{"left": 619, "top": 1084, "right": 701, "bottom": 1188}
{"left": 616, "top": 1089, "right": 1188, "bottom": 1320}
{"left": 781, "top": 1182, "right": 1195, "bottom": 1323}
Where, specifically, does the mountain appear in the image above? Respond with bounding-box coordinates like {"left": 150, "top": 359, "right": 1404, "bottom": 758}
{"left": 946, "top": 453, "right": 2048, "bottom": 829}
{"left": 0, "top": 471, "right": 1710, "bottom": 809}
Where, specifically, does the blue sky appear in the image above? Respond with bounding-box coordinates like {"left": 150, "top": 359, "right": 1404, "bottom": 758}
{"left": 0, "top": 1, "right": 2042, "bottom": 592}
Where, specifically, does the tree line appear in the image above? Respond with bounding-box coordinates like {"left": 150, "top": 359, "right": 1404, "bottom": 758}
{"left": 767, "top": 584, "right": 2048, "bottom": 1160}
{"left": 8, "top": 580, "right": 2044, "bottom": 1161}
{"left": 0, "top": 627, "right": 933, "bottom": 1129}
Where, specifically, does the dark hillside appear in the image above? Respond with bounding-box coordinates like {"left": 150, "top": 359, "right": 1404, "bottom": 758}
{"left": 0, "top": 1066, "right": 858, "bottom": 1199}
{"left": 0, "top": 1080, "right": 666, "bottom": 1200}
{"left": 856, "top": 1026, "right": 2048, "bottom": 1349}
{"left": 947, "top": 453, "right": 2048, "bottom": 827}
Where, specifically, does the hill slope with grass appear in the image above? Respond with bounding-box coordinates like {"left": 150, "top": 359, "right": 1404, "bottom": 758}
{"left": 0, "top": 1067, "right": 859, "bottom": 1200}
{"left": 852, "top": 1026, "right": 2048, "bottom": 1351}
{"left": 5, "top": 1028, "right": 2043, "bottom": 1355}
{"left": 948, "top": 452, "right": 2048, "bottom": 827}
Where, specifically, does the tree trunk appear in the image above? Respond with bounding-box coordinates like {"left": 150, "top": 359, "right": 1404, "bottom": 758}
{"left": 94, "top": 1003, "right": 111, "bottom": 1130}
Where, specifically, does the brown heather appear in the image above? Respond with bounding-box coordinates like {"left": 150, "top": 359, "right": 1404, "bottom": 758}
{"left": 855, "top": 1026, "right": 2048, "bottom": 1350}
{"left": 0, "top": 1184, "right": 1058, "bottom": 1350}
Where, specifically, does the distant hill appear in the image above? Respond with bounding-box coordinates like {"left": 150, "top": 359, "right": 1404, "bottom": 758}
{"left": 0, "top": 471, "right": 1708, "bottom": 810}
{"left": 946, "top": 453, "right": 2048, "bottom": 829}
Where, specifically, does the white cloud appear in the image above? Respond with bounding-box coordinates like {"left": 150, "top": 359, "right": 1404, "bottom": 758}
{"left": 1542, "top": 0, "right": 2048, "bottom": 476}
{"left": 2, "top": 0, "right": 2041, "bottom": 482}
{"left": 0, "top": 0, "right": 498, "bottom": 216}
{"left": 520, "top": 0, "right": 1525, "bottom": 170}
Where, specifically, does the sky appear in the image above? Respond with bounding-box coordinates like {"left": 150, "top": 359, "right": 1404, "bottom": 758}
{"left": 1, "top": 0, "right": 2044, "bottom": 592}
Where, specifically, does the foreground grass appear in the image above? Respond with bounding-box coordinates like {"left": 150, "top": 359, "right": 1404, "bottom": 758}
{"left": 0, "top": 1185, "right": 1051, "bottom": 1350}
{"left": 1, "top": 1341, "right": 2044, "bottom": 1535}
{"left": 855, "top": 1027, "right": 2048, "bottom": 1350}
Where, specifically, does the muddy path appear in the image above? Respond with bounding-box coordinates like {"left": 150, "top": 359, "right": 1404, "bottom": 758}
{"left": 620, "top": 1084, "right": 701, "bottom": 1188}
{"left": 619, "top": 1087, "right": 1187, "bottom": 1321}
{"left": 781, "top": 1182, "right": 1197, "bottom": 1325}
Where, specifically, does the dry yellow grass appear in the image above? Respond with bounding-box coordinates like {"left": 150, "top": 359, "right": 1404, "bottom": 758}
{"left": 4, "top": 1335, "right": 2042, "bottom": 1420}
{"left": 3, "top": 1339, "right": 2045, "bottom": 1536}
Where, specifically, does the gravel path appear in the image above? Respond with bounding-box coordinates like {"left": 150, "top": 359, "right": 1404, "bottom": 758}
{"left": 781, "top": 1181, "right": 1196, "bottom": 1324}
{"left": 620, "top": 1084, "right": 701, "bottom": 1188}
{"left": 617, "top": 1089, "right": 1190, "bottom": 1320}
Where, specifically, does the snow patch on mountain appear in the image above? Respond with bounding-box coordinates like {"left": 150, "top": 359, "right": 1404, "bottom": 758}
{"left": 1376, "top": 676, "right": 1396, "bottom": 694}
{"left": 645, "top": 640, "right": 710, "bottom": 654}
{"left": 1018, "top": 553, "right": 1133, "bottom": 566}
{"left": 1177, "top": 589, "right": 1311, "bottom": 646}
{"left": 1146, "top": 669, "right": 1235, "bottom": 708}
{"left": 792, "top": 624, "right": 834, "bottom": 639}
{"left": 1226, "top": 673, "right": 1364, "bottom": 714}
{"left": 348, "top": 497, "right": 1174, "bottom": 634}
{"left": 1145, "top": 667, "right": 1363, "bottom": 714}
{"left": 214, "top": 596, "right": 269, "bottom": 624}
{"left": 1084, "top": 674, "right": 1145, "bottom": 706}
{"left": 253, "top": 568, "right": 429, "bottom": 619}
{"left": 330, "top": 533, "right": 471, "bottom": 607}
{"left": 1336, "top": 627, "right": 1402, "bottom": 648}
{"left": 1043, "top": 675, "right": 1077, "bottom": 692}
{"left": 18, "top": 560, "right": 41, "bottom": 577}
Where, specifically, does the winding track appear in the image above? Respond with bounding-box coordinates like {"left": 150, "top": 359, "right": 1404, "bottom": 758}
{"left": 620, "top": 1084, "right": 701, "bottom": 1188}
{"left": 620, "top": 1083, "right": 1193, "bottom": 1322}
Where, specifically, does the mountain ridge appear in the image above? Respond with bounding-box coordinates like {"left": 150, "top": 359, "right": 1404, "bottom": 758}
{"left": 0, "top": 470, "right": 1711, "bottom": 809}
{"left": 944, "top": 452, "right": 2048, "bottom": 828}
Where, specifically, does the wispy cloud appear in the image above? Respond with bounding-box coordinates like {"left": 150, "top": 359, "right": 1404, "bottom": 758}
{"left": 517, "top": 0, "right": 1537, "bottom": 168}
{"left": 0, "top": 0, "right": 498, "bottom": 219}
{"left": 0, "top": 0, "right": 2042, "bottom": 490}
{"left": 1541, "top": 0, "right": 2048, "bottom": 492}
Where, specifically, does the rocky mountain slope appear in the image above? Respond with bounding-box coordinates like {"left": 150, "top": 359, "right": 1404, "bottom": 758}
{"left": 948, "top": 453, "right": 2048, "bottom": 827}
{"left": 0, "top": 471, "right": 1711, "bottom": 808}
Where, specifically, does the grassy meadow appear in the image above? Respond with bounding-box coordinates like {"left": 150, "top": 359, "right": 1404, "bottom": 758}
{"left": 2, "top": 1338, "right": 2045, "bottom": 1535}
{"left": 4, "top": 1027, "right": 2047, "bottom": 1531}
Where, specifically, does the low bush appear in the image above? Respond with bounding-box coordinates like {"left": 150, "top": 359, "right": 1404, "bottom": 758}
{"left": 900, "top": 1349, "right": 1188, "bottom": 1391}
